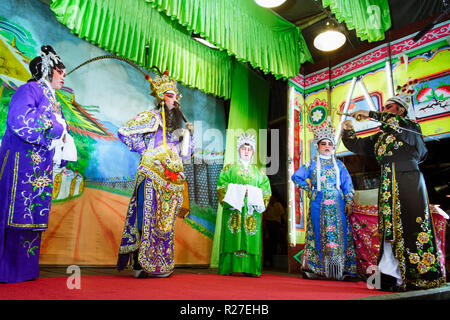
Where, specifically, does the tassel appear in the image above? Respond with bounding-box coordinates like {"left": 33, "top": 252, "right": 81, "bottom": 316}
{"left": 181, "top": 129, "right": 190, "bottom": 157}
{"left": 316, "top": 154, "right": 321, "bottom": 192}
{"left": 161, "top": 102, "right": 167, "bottom": 151}
{"left": 332, "top": 156, "right": 340, "bottom": 190}
{"left": 324, "top": 255, "right": 344, "bottom": 280}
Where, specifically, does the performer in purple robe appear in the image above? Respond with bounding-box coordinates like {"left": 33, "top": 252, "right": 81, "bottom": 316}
{"left": 117, "top": 71, "right": 194, "bottom": 278}
{"left": 0, "top": 45, "right": 70, "bottom": 283}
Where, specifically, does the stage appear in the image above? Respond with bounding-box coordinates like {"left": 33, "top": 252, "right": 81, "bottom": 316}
{"left": 1, "top": 266, "right": 448, "bottom": 301}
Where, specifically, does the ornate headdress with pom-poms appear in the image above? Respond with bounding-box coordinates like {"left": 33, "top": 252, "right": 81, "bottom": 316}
{"left": 308, "top": 117, "right": 336, "bottom": 149}
{"left": 146, "top": 70, "right": 181, "bottom": 101}
{"left": 306, "top": 99, "right": 336, "bottom": 148}
{"left": 387, "top": 78, "right": 419, "bottom": 120}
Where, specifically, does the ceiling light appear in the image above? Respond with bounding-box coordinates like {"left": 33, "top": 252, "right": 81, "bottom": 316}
{"left": 254, "top": 0, "right": 287, "bottom": 8}
{"left": 192, "top": 35, "right": 218, "bottom": 49}
{"left": 313, "top": 30, "right": 346, "bottom": 52}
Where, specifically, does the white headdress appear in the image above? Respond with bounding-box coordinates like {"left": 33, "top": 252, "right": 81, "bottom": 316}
{"left": 236, "top": 132, "right": 256, "bottom": 155}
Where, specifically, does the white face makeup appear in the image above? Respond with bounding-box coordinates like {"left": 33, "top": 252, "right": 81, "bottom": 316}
{"left": 318, "top": 138, "right": 334, "bottom": 156}
{"left": 239, "top": 144, "right": 254, "bottom": 162}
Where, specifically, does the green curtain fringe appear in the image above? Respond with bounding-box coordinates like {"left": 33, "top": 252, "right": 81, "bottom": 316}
{"left": 50, "top": 0, "right": 232, "bottom": 99}
{"left": 143, "top": 0, "right": 313, "bottom": 78}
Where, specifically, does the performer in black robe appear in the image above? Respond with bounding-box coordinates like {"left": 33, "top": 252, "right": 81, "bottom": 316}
{"left": 341, "top": 93, "right": 444, "bottom": 292}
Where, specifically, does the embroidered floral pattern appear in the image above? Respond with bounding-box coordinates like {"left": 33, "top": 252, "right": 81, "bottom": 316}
{"left": 379, "top": 164, "right": 398, "bottom": 241}
{"left": 244, "top": 215, "right": 257, "bottom": 235}
{"left": 409, "top": 253, "right": 421, "bottom": 264}
{"left": 406, "top": 212, "right": 441, "bottom": 279}
{"left": 417, "top": 232, "right": 430, "bottom": 244}
{"left": 21, "top": 234, "right": 40, "bottom": 258}
{"left": 29, "top": 152, "right": 42, "bottom": 165}
{"left": 375, "top": 133, "right": 404, "bottom": 161}
{"left": 228, "top": 211, "right": 241, "bottom": 234}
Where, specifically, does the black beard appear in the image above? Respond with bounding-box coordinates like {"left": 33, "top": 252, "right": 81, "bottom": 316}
{"left": 161, "top": 103, "right": 182, "bottom": 133}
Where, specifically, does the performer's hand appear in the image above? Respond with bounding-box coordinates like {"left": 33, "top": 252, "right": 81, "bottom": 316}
{"left": 345, "top": 204, "right": 353, "bottom": 216}
{"left": 185, "top": 122, "right": 194, "bottom": 135}
{"left": 342, "top": 120, "right": 354, "bottom": 131}
{"left": 349, "top": 110, "right": 369, "bottom": 121}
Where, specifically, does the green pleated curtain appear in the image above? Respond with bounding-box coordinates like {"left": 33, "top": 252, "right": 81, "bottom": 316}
{"left": 145, "top": 0, "right": 313, "bottom": 80}
{"left": 210, "top": 60, "right": 269, "bottom": 268}
{"left": 322, "top": 0, "right": 392, "bottom": 42}
{"left": 50, "top": 0, "right": 232, "bottom": 98}
{"left": 50, "top": 0, "right": 312, "bottom": 99}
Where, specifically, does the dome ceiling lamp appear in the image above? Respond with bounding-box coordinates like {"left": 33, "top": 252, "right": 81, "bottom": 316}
{"left": 313, "top": 21, "right": 347, "bottom": 52}
{"left": 254, "top": 0, "right": 287, "bottom": 8}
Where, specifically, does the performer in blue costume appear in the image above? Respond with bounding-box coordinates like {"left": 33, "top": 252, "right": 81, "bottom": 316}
{"left": 292, "top": 120, "right": 357, "bottom": 281}
{"left": 0, "top": 45, "right": 75, "bottom": 283}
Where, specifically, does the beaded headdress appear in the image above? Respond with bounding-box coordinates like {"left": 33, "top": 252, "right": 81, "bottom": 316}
{"left": 309, "top": 118, "right": 336, "bottom": 149}
{"left": 308, "top": 118, "right": 340, "bottom": 191}
{"left": 145, "top": 70, "right": 182, "bottom": 101}
{"left": 236, "top": 132, "right": 256, "bottom": 153}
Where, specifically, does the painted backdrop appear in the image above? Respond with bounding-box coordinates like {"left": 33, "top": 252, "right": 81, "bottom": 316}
{"left": 0, "top": 0, "right": 227, "bottom": 265}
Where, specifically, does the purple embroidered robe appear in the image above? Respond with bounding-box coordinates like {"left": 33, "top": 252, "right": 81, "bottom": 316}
{"left": 0, "top": 80, "right": 66, "bottom": 282}
{"left": 116, "top": 108, "right": 194, "bottom": 275}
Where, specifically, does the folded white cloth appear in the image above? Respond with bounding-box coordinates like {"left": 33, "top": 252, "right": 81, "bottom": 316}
{"left": 246, "top": 185, "right": 265, "bottom": 215}
{"left": 378, "top": 241, "right": 403, "bottom": 286}
{"left": 223, "top": 184, "right": 246, "bottom": 211}
{"left": 223, "top": 184, "right": 266, "bottom": 215}
{"left": 50, "top": 113, "right": 77, "bottom": 165}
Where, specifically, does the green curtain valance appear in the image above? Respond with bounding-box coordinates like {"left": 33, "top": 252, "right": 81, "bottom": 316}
{"left": 322, "top": 0, "right": 392, "bottom": 42}
{"left": 145, "top": 0, "right": 313, "bottom": 79}
{"left": 50, "top": 0, "right": 232, "bottom": 99}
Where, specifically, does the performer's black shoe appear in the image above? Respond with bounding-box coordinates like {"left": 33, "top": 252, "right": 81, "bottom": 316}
{"left": 379, "top": 273, "right": 400, "bottom": 292}
{"left": 133, "top": 270, "right": 149, "bottom": 279}
{"left": 301, "top": 271, "right": 326, "bottom": 280}
{"left": 342, "top": 274, "right": 362, "bottom": 282}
